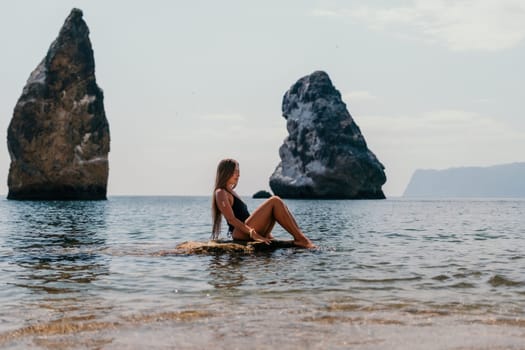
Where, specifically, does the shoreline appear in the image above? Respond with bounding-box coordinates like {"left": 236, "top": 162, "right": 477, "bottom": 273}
{"left": 1, "top": 304, "right": 524, "bottom": 349}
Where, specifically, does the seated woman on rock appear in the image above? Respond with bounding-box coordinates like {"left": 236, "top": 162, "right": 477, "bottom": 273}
{"left": 212, "top": 158, "right": 315, "bottom": 248}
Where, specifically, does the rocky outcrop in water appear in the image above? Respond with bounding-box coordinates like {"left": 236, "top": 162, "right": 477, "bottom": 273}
{"left": 253, "top": 190, "right": 272, "bottom": 199}
{"left": 158, "top": 240, "right": 297, "bottom": 255}
{"left": 7, "top": 8, "right": 110, "bottom": 200}
{"left": 269, "top": 71, "right": 386, "bottom": 199}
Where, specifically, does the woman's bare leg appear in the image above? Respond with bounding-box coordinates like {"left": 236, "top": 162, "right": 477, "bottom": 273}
{"left": 260, "top": 219, "right": 276, "bottom": 239}
{"left": 236, "top": 196, "right": 314, "bottom": 248}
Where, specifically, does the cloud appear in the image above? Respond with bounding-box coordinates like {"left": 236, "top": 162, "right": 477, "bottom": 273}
{"left": 200, "top": 113, "right": 246, "bottom": 122}
{"left": 359, "top": 109, "right": 525, "bottom": 160}
{"left": 313, "top": 0, "right": 525, "bottom": 51}
{"left": 311, "top": 9, "right": 340, "bottom": 17}
{"left": 357, "top": 109, "right": 525, "bottom": 194}
{"left": 342, "top": 90, "right": 377, "bottom": 102}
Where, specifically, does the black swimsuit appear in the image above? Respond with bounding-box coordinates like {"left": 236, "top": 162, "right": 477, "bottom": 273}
{"left": 227, "top": 194, "right": 250, "bottom": 234}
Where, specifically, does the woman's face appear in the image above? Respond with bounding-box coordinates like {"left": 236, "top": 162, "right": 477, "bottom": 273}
{"left": 227, "top": 164, "right": 240, "bottom": 189}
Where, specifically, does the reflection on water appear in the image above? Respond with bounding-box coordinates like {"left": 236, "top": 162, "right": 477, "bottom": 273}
{"left": 1, "top": 200, "right": 113, "bottom": 348}
{"left": 0, "top": 197, "right": 524, "bottom": 349}
{"left": 6, "top": 200, "right": 109, "bottom": 289}
{"left": 208, "top": 255, "right": 245, "bottom": 289}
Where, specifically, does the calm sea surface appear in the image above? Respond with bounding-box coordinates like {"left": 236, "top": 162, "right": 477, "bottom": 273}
{"left": 0, "top": 196, "right": 524, "bottom": 349}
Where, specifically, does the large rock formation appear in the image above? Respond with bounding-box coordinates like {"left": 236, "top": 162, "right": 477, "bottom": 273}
{"left": 7, "top": 9, "right": 110, "bottom": 200}
{"left": 270, "top": 71, "right": 386, "bottom": 199}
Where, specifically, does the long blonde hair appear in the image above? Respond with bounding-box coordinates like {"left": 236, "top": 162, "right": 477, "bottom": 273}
{"left": 211, "top": 158, "right": 238, "bottom": 239}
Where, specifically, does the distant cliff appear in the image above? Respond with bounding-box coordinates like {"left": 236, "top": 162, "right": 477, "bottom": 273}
{"left": 403, "top": 163, "right": 525, "bottom": 197}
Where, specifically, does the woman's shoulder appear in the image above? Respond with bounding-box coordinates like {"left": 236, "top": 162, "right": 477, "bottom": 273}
{"left": 215, "top": 188, "right": 233, "bottom": 198}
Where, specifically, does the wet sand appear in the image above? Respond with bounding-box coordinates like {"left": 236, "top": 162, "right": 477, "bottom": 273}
{"left": 1, "top": 303, "right": 524, "bottom": 349}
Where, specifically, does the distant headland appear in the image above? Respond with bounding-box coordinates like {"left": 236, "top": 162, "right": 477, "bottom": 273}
{"left": 403, "top": 162, "right": 525, "bottom": 198}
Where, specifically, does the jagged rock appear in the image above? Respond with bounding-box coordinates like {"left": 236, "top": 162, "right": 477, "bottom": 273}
{"left": 157, "top": 240, "right": 297, "bottom": 255}
{"left": 7, "top": 8, "right": 110, "bottom": 200}
{"left": 270, "top": 71, "right": 386, "bottom": 199}
{"left": 253, "top": 190, "right": 272, "bottom": 199}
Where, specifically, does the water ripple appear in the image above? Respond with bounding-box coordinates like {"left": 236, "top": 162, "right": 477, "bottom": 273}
{"left": 0, "top": 197, "right": 524, "bottom": 348}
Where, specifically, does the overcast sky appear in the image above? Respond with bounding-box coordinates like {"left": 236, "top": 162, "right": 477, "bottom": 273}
{"left": 1, "top": 0, "right": 524, "bottom": 197}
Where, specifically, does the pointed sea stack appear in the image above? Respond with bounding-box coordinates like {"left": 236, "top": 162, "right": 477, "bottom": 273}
{"left": 7, "top": 8, "right": 110, "bottom": 200}
{"left": 269, "top": 71, "right": 386, "bottom": 199}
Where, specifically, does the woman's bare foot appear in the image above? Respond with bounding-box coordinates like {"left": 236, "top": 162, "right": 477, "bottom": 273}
{"left": 293, "top": 238, "right": 316, "bottom": 249}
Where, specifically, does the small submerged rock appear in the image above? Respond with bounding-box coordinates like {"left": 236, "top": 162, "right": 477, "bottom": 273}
{"left": 7, "top": 8, "right": 110, "bottom": 200}
{"left": 488, "top": 275, "right": 522, "bottom": 287}
{"left": 253, "top": 190, "right": 272, "bottom": 199}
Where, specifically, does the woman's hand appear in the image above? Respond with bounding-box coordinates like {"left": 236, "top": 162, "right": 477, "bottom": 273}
{"left": 249, "top": 228, "right": 271, "bottom": 245}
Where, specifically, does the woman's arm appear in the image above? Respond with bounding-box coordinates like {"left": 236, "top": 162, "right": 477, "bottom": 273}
{"left": 215, "top": 189, "right": 254, "bottom": 235}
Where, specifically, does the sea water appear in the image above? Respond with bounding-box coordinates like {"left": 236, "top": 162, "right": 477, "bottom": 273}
{"left": 0, "top": 196, "right": 524, "bottom": 349}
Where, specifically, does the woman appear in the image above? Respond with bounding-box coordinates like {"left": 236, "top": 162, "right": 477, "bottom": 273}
{"left": 212, "top": 158, "right": 315, "bottom": 248}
